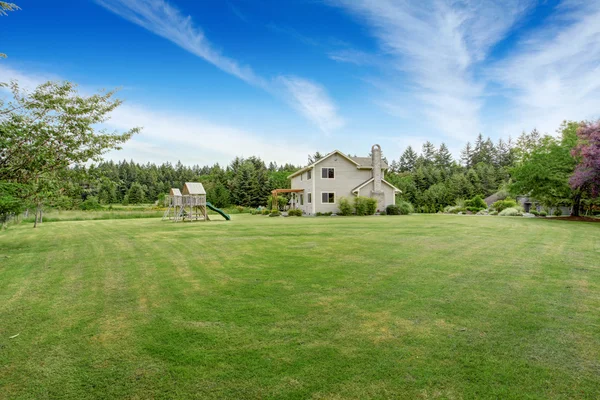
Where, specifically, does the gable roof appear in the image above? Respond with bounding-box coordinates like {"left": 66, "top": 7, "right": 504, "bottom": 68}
{"left": 170, "top": 188, "right": 182, "bottom": 196}
{"left": 287, "top": 150, "right": 388, "bottom": 179}
{"left": 350, "top": 156, "right": 389, "bottom": 169}
{"left": 351, "top": 178, "right": 402, "bottom": 194}
{"left": 182, "top": 182, "right": 206, "bottom": 195}
{"left": 287, "top": 150, "right": 360, "bottom": 179}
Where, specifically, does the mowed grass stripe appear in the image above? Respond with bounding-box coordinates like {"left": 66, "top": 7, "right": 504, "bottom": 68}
{"left": 0, "top": 214, "right": 599, "bottom": 399}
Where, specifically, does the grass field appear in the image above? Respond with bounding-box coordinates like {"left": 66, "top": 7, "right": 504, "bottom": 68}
{"left": 1, "top": 214, "right": 599, "bottom": 399}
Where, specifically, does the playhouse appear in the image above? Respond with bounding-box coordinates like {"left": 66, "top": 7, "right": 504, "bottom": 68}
{"left": 163, "top": 182, "right": 230, "bottom": 222}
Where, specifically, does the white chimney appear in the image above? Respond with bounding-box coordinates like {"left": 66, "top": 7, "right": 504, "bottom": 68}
{"left": 372, "top": 144, "right": 382, "bottom": 192}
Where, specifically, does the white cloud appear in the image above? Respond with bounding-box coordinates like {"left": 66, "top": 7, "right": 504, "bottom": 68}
{"left": 491, "top": 1, "right": 600, "bottom": 136}
{"left": 277, "top": 76, "right": 345, "bottom": 133}
{"left": 95, "top": 0, "right": 344, "bottom": 133}
{"left": 0, "top": 64, "right": 311, "bottom": 166}
{"left": 106, "top": 103, "right": 312, "bottom": 165}
{"left": 328, "top": 0, "right": 533, "bottom": 141}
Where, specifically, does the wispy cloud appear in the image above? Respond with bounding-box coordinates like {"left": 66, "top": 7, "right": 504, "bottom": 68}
{"left": 491, "top": 1, "right": 600, "bottom": 135}
{"left": 277, "top": 76, "right": 345, "bottom": 133}
{"left": 0, "top": 64, "right": 312, "bottom": 165}
{"left": 328, "top": 0, "right": 533, "bottom": 141}
{"left": 96, "top": 0, "right": 344, "bottom": 132}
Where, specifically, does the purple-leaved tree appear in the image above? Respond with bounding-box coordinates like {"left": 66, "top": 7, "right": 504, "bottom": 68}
{"left": 570, "top": 121, "right": 600, "bottom": 199}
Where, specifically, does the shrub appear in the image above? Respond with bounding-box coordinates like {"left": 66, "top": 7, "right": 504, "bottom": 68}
{"left": 288, "top": 209, "right": 302, "bottom": 216}
{"left": 396, "top": 200, "right": 414, "bottom": 215}
{"left": 465, "top": 195, "right": 487, "bottom": 210}
{"left": 379, "top": 209, "right": 386, "bottom": 215}
{"left": 386, "top": 204, "right": 401, "bottom": 215}
{"left": 269, "top": 210, "right": 281, "bottom": 217}
{"left": 489, "top": 210, "right": 498, "bottom": 216}
{"left": 236, "top": 205, "right": 245, "bottom": 213}
{"left": 539, "top": 210, "right": 547, "bottom": 217}
{"left": 530, "top": 210, "right": 539, "bottom": 216}
{"left": 80, "top": 196, "right": 103, "bottom": 211}
{"left": 466, "top": 206, "right": 485, "bottom": 213}
{"left": 499, "top": 207, "right": 521, "bottom": 216}
{"left": 492, "top": 198, "right": 518, "bottom": 212}
{"left": 338, "top": 197, "right": 353, "bottom": 216}
{"left": 554, "top": 208, "right": 562, "bottom": 217}
{"left": 316, "top": 211, "right": 332, "bottom": 216}
{"left": 365, "top": 197, "right": 378, "bottom": 215}
{"left": 445, "top": 206, "right": 466, "bottom": 214}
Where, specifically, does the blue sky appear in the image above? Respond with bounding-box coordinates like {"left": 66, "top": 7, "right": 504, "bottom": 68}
{"left": 2, "top": 0, "right": 600, "bottom": 166}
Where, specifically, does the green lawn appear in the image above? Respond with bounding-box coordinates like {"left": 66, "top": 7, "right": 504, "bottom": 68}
{"left": 1, "top": 214, "right": 599, "bottom": 399}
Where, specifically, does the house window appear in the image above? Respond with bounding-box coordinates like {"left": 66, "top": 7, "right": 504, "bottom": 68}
{"left": 307, "top": 170, "right": 312, "bottom": 180}
{"left": 321, "top": 168, "right": 335, "bottom": 179}
{"left": 300, "top": 194, "right": 304, "bottom": 205}
{"left": 308, "top": 193, "right": 312, "bottom": 204}
{"left": 321, "top": 192, "right": 335, "bottom": 204}
{"left": 300, "top": 173, "right": 303, "bottom": 181}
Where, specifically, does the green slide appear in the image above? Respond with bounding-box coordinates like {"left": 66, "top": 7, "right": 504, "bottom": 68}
{"left": 206, "top": 202, "right": 231, "bottom": 221}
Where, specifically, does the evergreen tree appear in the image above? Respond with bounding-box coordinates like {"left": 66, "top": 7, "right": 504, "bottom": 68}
{"left": 421, "top": 141, "right": 436, "bottom": 165}
{"left": 126, "top": 182, "right": 145, "bottom": 204}
{"left": 435, "top": 143, "right": 453, "bottom": 169}
{"left": 460, "top": 142, "right": 473, "bottom": 168}
{"left": 399, "top": 146, "right": 418, "bottom": 172}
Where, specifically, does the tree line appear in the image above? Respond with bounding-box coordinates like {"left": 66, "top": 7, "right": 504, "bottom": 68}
{"left": 1, "top": 79, "right": 599, "bottom": 227}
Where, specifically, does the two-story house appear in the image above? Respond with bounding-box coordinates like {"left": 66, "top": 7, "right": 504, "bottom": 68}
{"left": 287, "top": 144, "right": 401, "bottom": 215}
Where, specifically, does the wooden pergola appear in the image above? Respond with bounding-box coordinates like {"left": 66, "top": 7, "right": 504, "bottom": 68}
{"left": 271, "top": 188, "right": 304, "bottom": 210}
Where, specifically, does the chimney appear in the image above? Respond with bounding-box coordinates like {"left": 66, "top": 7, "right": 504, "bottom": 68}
{"left": 372, "top": 144, "right": 382, "bottom": 192}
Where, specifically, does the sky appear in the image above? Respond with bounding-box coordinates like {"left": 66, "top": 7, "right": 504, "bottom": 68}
{"left": 1, "top": 0, "right": 600, "bottom": 166}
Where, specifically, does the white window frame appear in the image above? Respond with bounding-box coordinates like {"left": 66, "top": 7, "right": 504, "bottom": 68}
{"left": 307, "top": 170, "right": 312, "bottom": 180}
{"left": 321, "top": 167, "right": 335, "bottom": 180}
{"left": 320, "top": 192, "right": 336, "bottom": 204}
{"left": 307, "top": 193, "right": 312, "bottom": 204}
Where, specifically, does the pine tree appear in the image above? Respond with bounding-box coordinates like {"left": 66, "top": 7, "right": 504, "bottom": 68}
{"left": 435, "top": 143, "right": 453, "bottom": 169}
{"left": 460, "top": 142, "right": 473, "bottom": 168}
{"left": 399, "top": 146, "right": 418, "bottom": 172}
{"left": 421, "top": 141, "right": 436, "bottom": 165}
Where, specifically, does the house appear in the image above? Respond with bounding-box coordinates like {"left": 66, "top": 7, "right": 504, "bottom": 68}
{"left": 286, "top": 144, "right": 401, "bottom": 215}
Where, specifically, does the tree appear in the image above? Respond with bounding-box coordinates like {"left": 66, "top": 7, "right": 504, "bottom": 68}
{"left": 0, "top": 2, "right": 20, "bottom": 59}
{"left": 510, "top": 122, "right": 580, "bottom": 215}
{"left": 421, "top": 141, "right": 436, "bottom": 165}
{"left": 570, "top": 121, "right": 600, "bottom": 198}
{"left": 435, "top": 143, "right": 453, "bottom": 169}
{"left": 126, "top": 182, "right": 145, "bottom": 204}
{"left": 308, "top": 151, "right": 323, "bottom": 165}
{"left": 0, "top": 81, "right": 139, "bottom": 226}
{"left": 460, "top": 142, "right": 473, "bottom": 168}
{"left": 399, "top": 146, "right": 418, "bottom": 172}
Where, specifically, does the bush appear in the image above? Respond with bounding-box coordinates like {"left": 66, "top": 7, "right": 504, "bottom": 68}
{"left": 338, "top": 197, "right": 353, "bottom": 216}
{"left": 269, "top": 210, "right": 281, "bottom": 217}
{"left": 80, "top": 196, "right": 103, "bottom": 211}
{"left": 530, "top": 210, "right": 539, "bottom": 216}
{"left": 539, "top": 210, "right": 547, "bottom": 217}
{"left": 379, "top": 209, "right": 386, "bottom": 215}
{"left": 396, "top": 200, "right": 414, "bottom": 215}
{"left": 386, "top": 204, "right": 401, "bottom": 215}
{"left": 554, "top": 208, "right": 562, "bottom": 216}
{"left": 466, "top": 206, "right": 485, "bottom": 213}
{"left": 492, "top": 198, "right": 518, "bottom": 212}
{"left": 465, "top": 195, "right": 487, "bottom": 210}
{"left": 354, "top": 196, "right": 377, "bottom": 216}
{"left": 444, "top": 205, "right": 466, "bottom": 214}
{"left": 316, "top": 211, "right": 333, "bottom": 216}
{"left": 365, "top": 197, "right": 377, "bottom": 215}
{"left": 489, "top": 210, "right": 498, "bottom": 216}
{"left": 261, "top": 209, "right": 270, "bottom": 215}
{"left": 499, "top": 207, "right": 521, "bottom": 216}
{"left": 288, "top": 209, "right": 302, "bottom": 216}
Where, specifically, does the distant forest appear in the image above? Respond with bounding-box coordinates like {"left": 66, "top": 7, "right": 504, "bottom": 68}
{"left": 51, "top": 123, "right": 589, "bottom": 213}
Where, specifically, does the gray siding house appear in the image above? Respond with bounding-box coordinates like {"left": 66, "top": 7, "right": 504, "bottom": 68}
{"left": 287, "top": 144, "right": 400, "bottom": 215}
